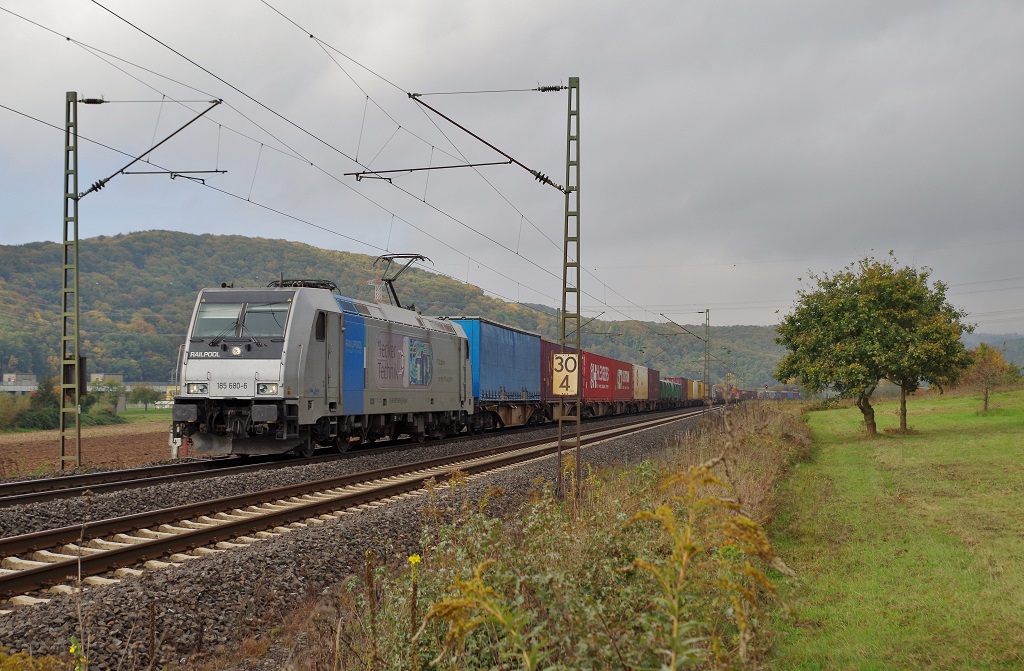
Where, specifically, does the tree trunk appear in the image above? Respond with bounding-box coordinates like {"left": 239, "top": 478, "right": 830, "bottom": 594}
{"left": 899, "top": 387, "right": 907, "bottom": 432}
{"left": 857, "top": 393, "right": 877, "bottom": 436}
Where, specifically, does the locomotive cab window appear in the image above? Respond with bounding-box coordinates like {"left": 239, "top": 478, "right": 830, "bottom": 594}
{"left": 243, "top": 302, "right": 291, "bottom": 337}
{"left": 193, "top": 303, "right": 243, "bottom": 338}
{"left": 193, "top": 301, "right": 291, "bottom": 339}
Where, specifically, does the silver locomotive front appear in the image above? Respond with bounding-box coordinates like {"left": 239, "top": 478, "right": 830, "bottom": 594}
{"left": 172, "top": 288, "right": 299, "bottom": 455}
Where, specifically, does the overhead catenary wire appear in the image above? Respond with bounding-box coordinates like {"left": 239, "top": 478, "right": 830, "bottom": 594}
{"left": 355, "top": 96, "right": 369, "bottom": 163}
{"left": 247, "top": 144, "right": 264, "bottom": 201}
{"left": 70, "top": 41, "right": 308, "bottom": 165}
{"left": 0, "top": 99, "right": 387, "bottom": 256}
{"left": 252, "top": 1, "right": 680, "bottom": 334}
{"left": 406, "top": 97, "right": 565, "bottom": 255}
{"left": 259, "top": 0, "right": 406, "bottom": 93}
{"left": 0, "top": 5, "right": 302, "bottom": 166}
{"left": 0, "top": 11, "right": 566, "bottom": 310}
{"left": 9, "top": 3, "right": 1023, "bottom": 340}
{"left": 18, "top": 4, "right": 1007, "bottom": 341}
{"left": 659, "top": 314, "right": 706, "bottom": 343}
{"left": 88, "top": 0, "right": 360, "bottom": 164}
{"left": 258, "top": 2, "right": 569, "bottom": 253}
{"left": 3, "top": 97, "right": 700, "bottom": 339}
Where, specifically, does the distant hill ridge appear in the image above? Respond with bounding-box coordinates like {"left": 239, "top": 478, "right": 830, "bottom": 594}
{"left": 2, "top": 231, "right": 1015, "bottom": 388}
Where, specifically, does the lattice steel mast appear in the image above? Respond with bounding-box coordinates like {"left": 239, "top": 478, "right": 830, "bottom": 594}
{"left": 557, "top": 77, "right": 581, "bottom": 495}
{"left": 704, "top": 309, "right": 710, "bottom": 407}
{"left": 60, "top": 92, "right": 82, "bottom": 469}
{"left": 58, "top": 94, "right": 221, "bottom": 469}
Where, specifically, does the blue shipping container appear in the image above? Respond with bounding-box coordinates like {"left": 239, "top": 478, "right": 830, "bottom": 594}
{"left": 450, "top": 318, "right": 541, "bottom": 402}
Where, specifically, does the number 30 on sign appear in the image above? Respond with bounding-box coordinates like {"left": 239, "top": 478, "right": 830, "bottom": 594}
{"left": 552, "top": 353, "right": 579, "bottom": 396}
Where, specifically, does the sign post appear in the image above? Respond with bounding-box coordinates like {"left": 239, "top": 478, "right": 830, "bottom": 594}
{"left": 552, "top": 353, "right": 579, "bottom": 397}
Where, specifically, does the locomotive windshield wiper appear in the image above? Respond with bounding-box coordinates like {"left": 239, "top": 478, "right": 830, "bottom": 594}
{"left": 239, "top": 322, "right": 266, "bottom": 347}
{"left": 208, "top": 321, "right": 240, "bottom": 347}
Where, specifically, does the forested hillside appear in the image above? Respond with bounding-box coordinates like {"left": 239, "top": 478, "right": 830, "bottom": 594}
{"left": 0, "top": 231, "right": 791, "bottom": 387}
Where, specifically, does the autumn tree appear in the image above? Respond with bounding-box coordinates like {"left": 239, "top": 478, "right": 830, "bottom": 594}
{"left": 776, "top": 255, "right": 972, "bottom": 436}
{"left": 12, "top": 376, "right": 60, "bottom": 430}
{"left": 91, "top": 379, "right": 126, "bottom": 414}
{"left": 871, "top": 263, "right": 973, "bottom": 431}
{"left": 962, "top": 343, "right": 1020, "bottom": 411}
{"left": 129, "top": 383, "right": 162, "bottom": 411}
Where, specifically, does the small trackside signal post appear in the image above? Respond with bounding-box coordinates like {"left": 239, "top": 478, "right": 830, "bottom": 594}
{"left": 557, "top": 77, "right": 581, "bottom": 497}
{"left": 553, "top": 351, "right": 579, "bottom": 496}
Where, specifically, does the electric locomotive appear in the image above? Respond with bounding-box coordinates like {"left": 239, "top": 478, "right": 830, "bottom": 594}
{"left": 172, "top": 279, "right": 473, "bottom": 456}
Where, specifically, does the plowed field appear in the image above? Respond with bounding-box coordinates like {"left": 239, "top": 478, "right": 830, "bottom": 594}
{"left": 0, "top": 422, "right": 172, "bottom": 477}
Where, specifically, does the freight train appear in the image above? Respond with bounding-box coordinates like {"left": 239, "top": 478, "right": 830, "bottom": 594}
{"left": 171, "top": 280, "right": 707, "bottom": 457}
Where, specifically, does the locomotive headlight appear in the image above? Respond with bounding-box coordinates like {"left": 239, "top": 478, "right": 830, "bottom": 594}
{"left": 230, "top": 345, "right": 243, "bottom": 356}
{"left": 257, "top": 383, "right": 279, "bottom": 395}
{"left": 186, "top": 383, "right": 208, "bottom": 394}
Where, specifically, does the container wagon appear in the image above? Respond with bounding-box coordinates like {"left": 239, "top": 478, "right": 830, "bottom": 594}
{"left": 447, "top": 317, "right": 544, "bottom": 429}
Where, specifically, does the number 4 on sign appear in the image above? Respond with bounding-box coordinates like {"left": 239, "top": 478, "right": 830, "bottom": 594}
{"left": 552, "top": 353, "right": 579, "bottom": 396}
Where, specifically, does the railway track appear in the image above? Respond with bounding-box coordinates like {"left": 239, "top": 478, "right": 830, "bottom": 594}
{"left": 0, "top": 450, "right": 377, "bottom": 507}
{"left": 0, "top": 409, "right": 701, "bottom": 507}
{"left": 0, "top": 410, "right": 701, "bottom": 608}
{"left": 0, "top": 454, "right": 281, "bottom": 507}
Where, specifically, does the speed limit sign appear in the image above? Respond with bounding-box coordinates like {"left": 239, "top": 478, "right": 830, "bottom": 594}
{"left": 552, "top": 353, "right": 579, "bottom": 396}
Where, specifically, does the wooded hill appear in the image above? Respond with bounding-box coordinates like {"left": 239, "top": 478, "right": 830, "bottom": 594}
{"left": 5, "top": 230, "right": 986, "bottom": 391}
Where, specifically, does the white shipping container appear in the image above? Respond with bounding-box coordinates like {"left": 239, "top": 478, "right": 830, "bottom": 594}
{"left": 632, "top": 364, "right": 649, "bottom": 400}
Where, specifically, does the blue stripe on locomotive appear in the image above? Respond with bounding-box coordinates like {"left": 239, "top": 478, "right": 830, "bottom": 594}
{"left": 336, "top": 298, "right": 365, "bottom": 415}
{"left": 451, "top": 318, "right": 541, "bottom": 402}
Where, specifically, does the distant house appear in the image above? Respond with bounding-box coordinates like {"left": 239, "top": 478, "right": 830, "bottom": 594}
{"left": 90, "top": 373, "right": 124, "bottom": 385}
{"left": 3, "top": 373, "right": 36, "bottom": 385}
{"left": 1, "top": 373, "right": 38, "bottom": 395}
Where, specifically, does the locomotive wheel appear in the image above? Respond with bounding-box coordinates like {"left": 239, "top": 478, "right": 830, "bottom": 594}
{"left": 332, "top": 436, "right": 351, "bottom": 454}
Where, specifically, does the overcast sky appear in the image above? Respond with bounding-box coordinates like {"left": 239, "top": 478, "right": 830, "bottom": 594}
{"left": 2, "top": 1, "right": 1022, "bottom": 333}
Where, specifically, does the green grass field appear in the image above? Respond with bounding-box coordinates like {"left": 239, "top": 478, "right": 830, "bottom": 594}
{"left": 768, "top": 390, "right": 1024, "bottom": 669}
{"left": 119, "top": 407, "right": 172, "bottom": 424}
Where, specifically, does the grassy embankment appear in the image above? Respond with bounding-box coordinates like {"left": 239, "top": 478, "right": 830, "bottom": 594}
{"left": 172, "top": 402, "right": 809, "bottom": 671}
{"left": 769, "top": 389, "right": 1024, "bottom": 669}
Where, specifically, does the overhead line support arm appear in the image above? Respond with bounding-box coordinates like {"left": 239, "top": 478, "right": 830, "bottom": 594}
{"left": 77, "top": 99, "right": 222, "bottom": 199}
{"left": 408, "top": 93, "right": 565, "bottom": 193}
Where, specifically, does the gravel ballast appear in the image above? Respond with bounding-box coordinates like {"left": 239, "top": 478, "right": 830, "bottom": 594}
{"left": 0, "top": 414, "right": 701, "bottom": 669}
